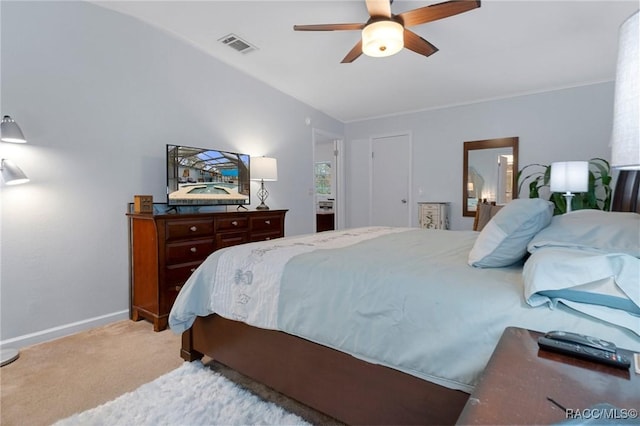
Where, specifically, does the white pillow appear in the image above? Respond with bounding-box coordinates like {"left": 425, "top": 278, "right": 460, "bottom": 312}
{"left": 528, "top": 209, "right": 640, "bottom": 257}
{"left": 469, "top": 199, "right": 554, "bottom": 268}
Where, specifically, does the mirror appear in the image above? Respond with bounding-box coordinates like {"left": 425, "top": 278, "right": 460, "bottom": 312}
{"left": 463, "top": 137, "right": 519, "bottom": 217}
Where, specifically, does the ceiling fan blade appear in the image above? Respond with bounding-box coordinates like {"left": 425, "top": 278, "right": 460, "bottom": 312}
{"left": 365, "top": 0, "right": 392, "bottom": 18}
{"left": 294, "top": 23, "right": 365, "bottom": 31}
{"left": 399, "top": 0, "right": 480, "bottom": 28}
{"left": 403, "top": 29, "right": 439, "bottom": 57}
{"left": 341, "top": 40, "right": 363, "bottom": 63}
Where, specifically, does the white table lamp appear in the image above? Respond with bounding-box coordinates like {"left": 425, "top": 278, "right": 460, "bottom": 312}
{"left": 611, "top": 11, "right": 639, "bottom": 170}
{"left": 550, "top": 161, "right": 589, "bottom": 213}
{"left": 251, "top": 156, "right": 278, "bottom": 210}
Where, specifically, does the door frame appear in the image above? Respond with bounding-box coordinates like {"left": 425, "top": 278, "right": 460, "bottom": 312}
{"left": 369, "top": 131, "right": 413, "bottom": 227}
{"left": 312, "top": 128, "right": 345, "bottom": 230}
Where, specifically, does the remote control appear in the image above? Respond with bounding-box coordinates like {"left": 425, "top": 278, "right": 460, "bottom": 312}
{"left": 544, "top": 330, "right": 617, "bottom": 353}
{"left": 538, "top": 336, "right": 631, "bottom": 369}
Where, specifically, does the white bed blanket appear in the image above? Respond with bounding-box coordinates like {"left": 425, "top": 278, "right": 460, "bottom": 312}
{"left": 169, "top": 227, "right": 409, "bottom": 333}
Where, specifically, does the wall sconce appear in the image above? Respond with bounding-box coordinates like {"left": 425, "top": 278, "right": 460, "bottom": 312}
{"left": 1, "top": 159, "right": 30, "bottom": 185}
{"left": 0, "top": 115, "right": 29, "bottom": 187}
{"left": 1, "top": 116, "right": 27, "bottom": 144}
{"left": 550, "top": 161, "right": 589, "bottom": 213}
{"left": 251, "top": 156, "right": 278, "bottom": 210}
{"left": 610, "top": 11, "right": 639, "bottom": 170}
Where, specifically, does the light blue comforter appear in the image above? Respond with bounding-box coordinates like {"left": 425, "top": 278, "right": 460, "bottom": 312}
{"left": 276, "top": 229, "right": 640, "bottom": 391}
{"left": 171, "top": 228, "right": 640, "bottom": 393}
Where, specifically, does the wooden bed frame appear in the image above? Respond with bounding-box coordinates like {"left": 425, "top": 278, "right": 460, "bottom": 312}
{"left": 179, "top": 170, "right": 640, "bottom": 425}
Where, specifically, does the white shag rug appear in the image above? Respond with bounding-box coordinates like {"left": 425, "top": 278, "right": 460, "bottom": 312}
{"left": 54, "top": 361, "right": 311, "bottom": 426}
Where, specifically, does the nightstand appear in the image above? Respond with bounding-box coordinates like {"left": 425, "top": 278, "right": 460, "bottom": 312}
{"left": 456, "top": 327, "right": 639, "bottom": 425}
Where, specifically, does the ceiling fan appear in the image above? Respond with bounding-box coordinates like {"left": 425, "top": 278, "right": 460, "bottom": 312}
{"left": 293, "top": 0, "right": 481, "bottom": 63}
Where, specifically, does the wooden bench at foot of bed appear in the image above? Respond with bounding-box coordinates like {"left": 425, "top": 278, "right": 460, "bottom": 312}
{"left": 181, "top": 314, "right": 469, "bottom": 425}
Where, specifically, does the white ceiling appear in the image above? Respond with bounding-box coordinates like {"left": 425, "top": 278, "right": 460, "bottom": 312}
{"left": 93, "top": 1, "right": 639, "bottom": 122}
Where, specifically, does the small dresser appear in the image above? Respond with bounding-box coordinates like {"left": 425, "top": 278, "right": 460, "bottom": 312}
{"left": 418, "top": 202, "right": 450, "bottom": 230}
{"left": 127, "top": 209, "right": 287, "bottom": 331}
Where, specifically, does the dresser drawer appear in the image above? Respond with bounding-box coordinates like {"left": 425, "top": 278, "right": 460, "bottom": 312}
{"left": 250, "top": 214, "right": 283, "bottom": 233}
{"left": 163, "top": 285, "right": 181, "bottom": 314}
{"left": 165, "top": 218, "right": 214, "bottom": 241}
{"left": 215, "top": 216, "right": 249, "bottom": 232}
{"left": 165, "top": 239, "right": 215, "bottom": 264}
{"left": 421, "top": 205, "right": 440, "bottom": 213}
{"left": 165, "top": 261, "right": 201, "bottom": 285}
{"left": 216, "top": 231, "right": 249, "bottom": 249}
{"left": 249, "top": 232, "right": 281, "bottom": 242}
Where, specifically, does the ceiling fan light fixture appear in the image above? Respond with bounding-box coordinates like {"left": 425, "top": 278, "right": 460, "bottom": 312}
{"left": 362, "top": 20, "right": 404, "bottom": 58}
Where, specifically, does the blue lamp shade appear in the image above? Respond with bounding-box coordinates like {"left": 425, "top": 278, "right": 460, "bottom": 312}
{"left": 1, "top": 159, "right": 30, "bottom": 185}
{"left": 1, "top": 116, "right": 27, "bottom": 143}
{"left": 611, "top": 11, "right": 639, "bottom": 170}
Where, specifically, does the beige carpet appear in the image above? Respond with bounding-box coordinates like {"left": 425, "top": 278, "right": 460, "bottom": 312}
{"left": 0, "top": 320, "right": 183, "bottom": 426}
{"left": 1, "top": 319, "right": 339, "bottom": 426}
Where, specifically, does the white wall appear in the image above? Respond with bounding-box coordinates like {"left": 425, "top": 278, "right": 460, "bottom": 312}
{"left": 0, "top": 1, "right": 342, "bottom": 345}
{"left": 344, "top": 83, "right": 616, "bottom": 230}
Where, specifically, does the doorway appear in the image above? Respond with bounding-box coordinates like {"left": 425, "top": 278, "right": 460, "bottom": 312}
{"left": 312, "top": 129, "right": 344, "bottom": 231}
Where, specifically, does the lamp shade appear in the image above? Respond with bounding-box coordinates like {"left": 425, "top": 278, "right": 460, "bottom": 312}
{"left": 1, "top": 116, "right": 26, "bottom": 143}
{"left": 362, "top": 20, "right": 404, "bottom": 58}
{"left": 611, "top": 11, "right": 639, "bottom": 170}
{"left": 550, "top": 161, "right": 588, "bottom": 193}
{"left": 1, "top": 158, "right": 30, "bottom": 185}
{"left": 251, "top": 156, "right": 278, "bottom": 181}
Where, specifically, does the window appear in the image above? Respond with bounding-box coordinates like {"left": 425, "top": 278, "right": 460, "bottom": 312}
{"left": 315, "top": 161, "right": 332, "bottom": 195}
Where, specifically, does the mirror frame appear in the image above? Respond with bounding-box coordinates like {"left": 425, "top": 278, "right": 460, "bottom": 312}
{"left": 463, "top": 137, "right": 519, "bottom": 217}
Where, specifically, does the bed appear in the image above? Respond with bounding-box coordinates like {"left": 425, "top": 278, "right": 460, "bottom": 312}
{"left": 169, "top": 170, "right": 640, "bottom": 425}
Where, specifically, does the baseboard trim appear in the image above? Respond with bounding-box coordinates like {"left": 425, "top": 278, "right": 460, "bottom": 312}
{"left": 0, "top": 310, "right": 129, "bottom": 349}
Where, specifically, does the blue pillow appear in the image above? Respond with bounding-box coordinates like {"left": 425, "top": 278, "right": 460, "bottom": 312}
{"left": 469, "top": 199, "right": 554, "bottom": 268}
{"left": 528, "top": 210, "right": 640, "bottom": 257}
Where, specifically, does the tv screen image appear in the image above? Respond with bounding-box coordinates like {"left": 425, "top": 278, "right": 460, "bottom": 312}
{"left": 166, "top": 144, "right": 250, "bottom": 206}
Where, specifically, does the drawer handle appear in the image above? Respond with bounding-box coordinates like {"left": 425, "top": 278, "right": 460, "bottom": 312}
{"left": 190, "top": 247, "right": 197, "bottom": 253}
{"left": 231, "top": 221, "right": 238, "bottom": 226}
{"left": 265, "top": 237, "right": 271, "bottom": 240}
{"left": 189, "top": 226, "right": 197, "bottom": 232}
{"left": 190, "top": 268, "right": 196, "bottom": 272}
{"left": 175, "top": 285, "right": 183, "bottom": 292}
{"left": 265, "top": 220, "right": 271, "bottom": 225}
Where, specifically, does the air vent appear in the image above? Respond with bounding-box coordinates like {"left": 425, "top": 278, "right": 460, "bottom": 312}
{"left": 218, "top": 33, "right": 258, "bottom": 54}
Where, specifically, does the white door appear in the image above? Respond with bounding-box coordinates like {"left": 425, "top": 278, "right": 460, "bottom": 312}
{"left": 371, "top": 133, "right": 411, "bottom": 227}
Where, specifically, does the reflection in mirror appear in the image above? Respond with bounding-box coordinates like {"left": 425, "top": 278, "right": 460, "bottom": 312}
{"left": 463, "top": 137, "right": 519, "bottom": 217}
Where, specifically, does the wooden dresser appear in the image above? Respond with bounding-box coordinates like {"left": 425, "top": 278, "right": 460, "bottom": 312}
{"left": 127, "top": 209, "right": 287, "bottom": 331}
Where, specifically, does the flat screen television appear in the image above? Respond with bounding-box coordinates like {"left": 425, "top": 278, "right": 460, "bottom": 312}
{"left": 166, "top": 144, "right": 250, "bottom": 207}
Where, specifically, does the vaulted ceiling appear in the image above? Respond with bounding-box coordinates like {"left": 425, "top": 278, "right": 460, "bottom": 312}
{"left": 93, "top": 1, "right": 639, "bottom": 122}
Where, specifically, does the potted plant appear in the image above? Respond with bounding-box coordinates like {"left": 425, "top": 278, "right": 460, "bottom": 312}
{"left": 516, "top": 158, "right": 612, "bottom": 215}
